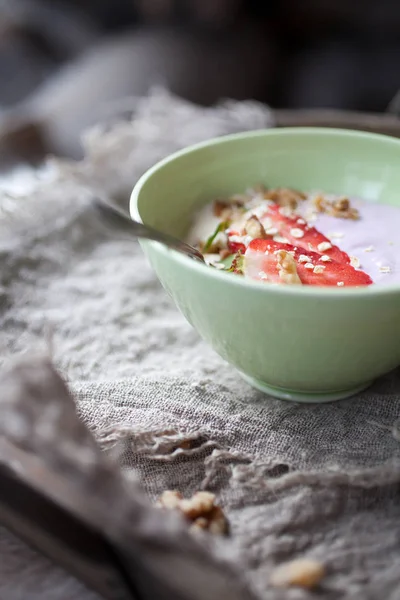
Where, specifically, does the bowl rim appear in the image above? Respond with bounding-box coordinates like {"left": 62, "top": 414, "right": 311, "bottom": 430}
{"left": 130, "top": 127, "right": 400, "bottom": 298}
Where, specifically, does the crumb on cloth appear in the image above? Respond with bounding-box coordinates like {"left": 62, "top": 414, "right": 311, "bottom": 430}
{"left": 156, "top": 490, "right": 229, "bottom": 535}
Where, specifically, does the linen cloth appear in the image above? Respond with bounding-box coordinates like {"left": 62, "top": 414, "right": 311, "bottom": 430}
{"left": 0, "top": 90, "right": 400, "bottom": 600}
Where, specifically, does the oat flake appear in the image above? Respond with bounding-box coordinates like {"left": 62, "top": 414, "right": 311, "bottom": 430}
{"left": 290, "top": 228, "right": 304, "bottom": 238}
{"left": 317, "top": 241, "right": 332, "bottom": 252}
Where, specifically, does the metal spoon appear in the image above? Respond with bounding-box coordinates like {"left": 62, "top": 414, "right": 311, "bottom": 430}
{"left": 92, "top": 198, "right": 205, "bottom": 263}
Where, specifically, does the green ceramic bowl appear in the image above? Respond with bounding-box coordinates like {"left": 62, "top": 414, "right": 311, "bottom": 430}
{"left": 130, "top": 128, "right": 400, "bottom": 402}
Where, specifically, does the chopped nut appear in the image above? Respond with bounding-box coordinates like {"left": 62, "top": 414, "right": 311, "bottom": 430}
{"left": 263, "top": 187, "right": 306, "bottom": 210}
{"left": 332, "top": 196, "right": 359, "bottom": 219}
{"left": 364, "top": 246, "right": 375, "bottom": 252}
{"left": 290, "top": 227, "right": 304, "bottom": 238}
{"left": 312, "top": 194, "right": 327, "bottom": 213}
{"left": 304, "top": 262, "right": 314, "bottom": 270}
{"left": 270, "top": 558, "right": 326, "bottom": 589}
{"left": 156, "top": 490, "right": 229, "bottom": 535}
{"left": 213, "top": 199, "right": 244, "bottom": 218}
{"left": 276, "top": 250, "right": 302, "bottom": 285}
{"left": 213, "top": 200, "right": 246, "bottom": 225}
{"left": 311, "top": 194, "right": 359, "bottom": 219}
{"left": 350, "top": 256, "right": 361, "bottom": 269}
{"left": 213, "top": 200, "right": 230, "bottom": 217}
{"left": 379, "top": 266, "right": 391, "bottom": 273}
{"left": 298, "top": 254, "right": 309, "bottom": 263}
{"left": 313, "top": 265, "right": 325, "bottom": 274}
{"left": 245, "top": 202, "right": 271, "bottom": 221}
{"left": 260, "top": 217, "right": 272, "bottom": 229}
{"left": 244, "top": 215, "right": 268, "bottom": 239}
{"left": 180, "top": 491, "right": 215, "bottom": 519}
{"left": 334, "top": 197, "right": 350, "bottom": 211}
{"left": 279, "top": 206, "right": 293, "bottom": 217}
{"left": 265, "top": 227, "right": 278, "bottom": 236}
{"left": 327, "top": 232, "right": 344, "bottom": 239}
{"left": 200, "top": 506, "right": 228, "bottom": 535}
{"left": 317, "top": 241, "right": 332, "bottom": 252}
{"left": 157, "top": 490, "right": 183, "bottom": 510}
{"left": 320, "top": 255, "right": 332, "bottom": 262}
{"left": 337, "top": 281, "right": 344, "bottom": 287}
{"left": 273, "top": 235, "right": 290, "bottom": 244}
{"left": 190, "top": 517, "right": 208, "bottom": 530}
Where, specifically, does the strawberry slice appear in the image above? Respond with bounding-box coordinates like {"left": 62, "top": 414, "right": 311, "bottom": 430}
{"left": 263, "top": 204, "right": 350, "bottom": 264}
{"left": 244, "top": 239, "right": 372, "bottom": 287}
{"left": 226, "top": 229, "right": 246, "bottom": 254}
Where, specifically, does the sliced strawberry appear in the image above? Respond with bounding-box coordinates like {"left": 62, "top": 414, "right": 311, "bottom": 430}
{"left": 263, "top": 204, "right": 350, "bottom": 264}
{"left": 244, "top": 239, "right": 372, "bottom": 287}
{"left": 244, "top": 240, "right": 290, "bottom": 284}
{"left": 228, "top": 240, "right": 246, "bottom": 254}
{"left": 226, "top": 229, "right": 246, "bottom": 254}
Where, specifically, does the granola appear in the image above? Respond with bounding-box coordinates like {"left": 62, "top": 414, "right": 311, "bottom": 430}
{"left": 311, "top": 194, "right": 359, "bottom": 220}
{"left": 276, "top": 250, "right": 302, "bottom": 285}
{"left": 270, "top": 558, "right": 326, "bottom": 589}
{"left": 156, "top": 490, "right": 229, "bottom": 536}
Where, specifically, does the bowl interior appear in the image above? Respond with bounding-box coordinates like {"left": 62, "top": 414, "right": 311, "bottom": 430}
{"left": 131, "top": 128, "right": 400, "bottom": 238}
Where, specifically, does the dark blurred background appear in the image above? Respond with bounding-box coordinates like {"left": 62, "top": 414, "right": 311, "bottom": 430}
{"left": 0, "top": 0, "right": 399, "bottom": 160}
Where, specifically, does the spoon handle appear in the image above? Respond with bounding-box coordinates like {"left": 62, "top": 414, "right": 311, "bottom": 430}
{"left": 93, "top": 199, "right": 205, "bottom": 263}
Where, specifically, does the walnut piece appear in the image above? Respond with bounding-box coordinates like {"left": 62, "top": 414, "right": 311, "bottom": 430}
{"left": 244, "top": 215, "right": 268, "bottom": 239}
{"left": 213, "top": 199, "right": 245, "bottom": 222}
{"left": 203, "top": 506, "right": 228, "bottom": 535}
{"left": 156, "top": 490, "right": 183, "bottom": 510}
{"left": 179, "top": 491, "right": 215, "bottom": 519}
{"left": 332, "top": 196, "right": 359, "bottom": 219}
{"left": 276, "top": 250, "right": 302, "bottom": 285}
{"left": 263, "top": 187, "right": 306, "bottom": 211}
{"left": 156, "top": 490, "right": 229, "bottom": 536}
{"left": 270, "top": 558, "right": 326, "bottom": 589}
{"left": 312, "top": 194, "right": 326, "bottom": 213}
{"left": 334, "top": 197, "right": 350, "bottom": 212}
{"left": 311, "top": 194, "right": 359, "bottom": 220}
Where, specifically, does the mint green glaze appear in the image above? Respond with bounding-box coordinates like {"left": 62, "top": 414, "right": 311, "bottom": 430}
{"left": 130, "top": 128, "right": 400, "bottom": 401}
